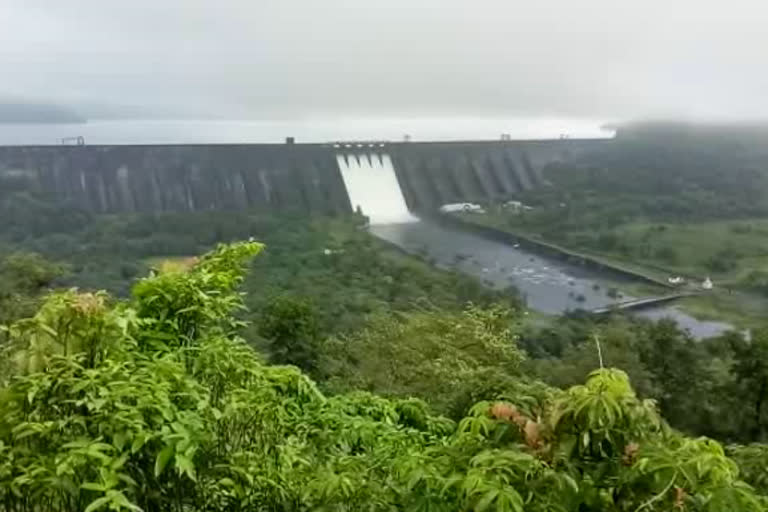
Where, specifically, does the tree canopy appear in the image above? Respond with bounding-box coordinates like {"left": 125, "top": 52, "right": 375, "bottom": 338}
{"left": 1, "top": 241, "right": 765, "bottom": 511}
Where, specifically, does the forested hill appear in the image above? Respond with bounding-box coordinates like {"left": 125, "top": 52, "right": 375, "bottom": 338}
{"left": 617, "top": 121, "right": 768, "bottom": 145}
{"left": 606, "top": 122, "right": 768, "bottom": 214}
{"left": 519, "top": 122, "right": 768, "bottom": 225}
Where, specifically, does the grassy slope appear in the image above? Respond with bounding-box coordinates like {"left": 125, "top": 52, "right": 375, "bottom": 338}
{"left": 677, "top": 292, "right": 768, "bottom": 329}
{"left": 597, "top": 220, "right": 768, "bottom": 283}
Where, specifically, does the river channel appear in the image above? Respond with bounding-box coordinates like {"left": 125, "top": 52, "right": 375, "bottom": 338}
{"left": 371, "top": 220, "right": 734, "bottom": 339}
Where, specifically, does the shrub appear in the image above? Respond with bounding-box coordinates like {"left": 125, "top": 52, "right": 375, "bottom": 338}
{"left": 0, "top": 242, "right": 764, "bottom": 511}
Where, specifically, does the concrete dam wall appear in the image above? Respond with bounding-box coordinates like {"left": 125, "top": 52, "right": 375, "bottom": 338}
{"left": 0, "top": 145, "right": 351, "bottom": 215}
{"left": 0, "top": 139, "right": 608, "bottom": 215}
{"left": 387, "top": 140, "right": 606, "bottom": 210}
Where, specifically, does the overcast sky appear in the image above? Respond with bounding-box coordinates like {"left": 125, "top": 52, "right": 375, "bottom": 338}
{"left": 1, "top": 0, "right": 766, "bottom": 121}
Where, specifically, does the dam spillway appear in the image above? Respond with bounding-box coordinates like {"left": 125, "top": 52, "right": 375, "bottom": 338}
{"left": 336, "top": 152, "right": 416, "bottom": 224}
{"left": 0, "top": 139, "right": 608, "bottom": 216}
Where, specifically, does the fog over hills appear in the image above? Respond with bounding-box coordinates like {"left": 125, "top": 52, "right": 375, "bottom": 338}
{"left": 0, "top": 102, "right": 85, "bottom": 124}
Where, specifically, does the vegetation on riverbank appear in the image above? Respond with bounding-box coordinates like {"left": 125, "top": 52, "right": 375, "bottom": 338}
{"left": 457, "top": 211, "right": 768, "bottom": 286}
{"left": 676, "top": 292, "right": 768, "bottom": 331}
{"left": 454, "top": 208, "right": 768, "bottom": 329}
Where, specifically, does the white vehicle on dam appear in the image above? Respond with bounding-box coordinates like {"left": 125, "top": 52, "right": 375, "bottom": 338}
{"left": 439, "top": 202, "right": 486, "bottom": 214}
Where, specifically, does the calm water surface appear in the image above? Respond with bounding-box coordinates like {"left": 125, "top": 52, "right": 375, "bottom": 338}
{"left": 0, "top": 118, "right": 613, "bottom": 145}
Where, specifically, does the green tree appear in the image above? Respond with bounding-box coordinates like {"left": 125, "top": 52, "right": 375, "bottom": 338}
{"left": 0, "top": 251, "right": 65, "bottom": 292}
{"left": 0, "top": 251, "right": 67, "bottom": 327}
{"left": 319, "top": 303, "right": 528, "bottom": 418}
{"left": 729, "top": 329, "right": 768, "bottom": 441}
{"left": 257, "top": 294, "right": 320, "bottom": 372}
{"left": 529, "top": 326, "right": 660, "bottom": 399}
{"left": 635, "top": 319, "right": 709, "bottom": 432}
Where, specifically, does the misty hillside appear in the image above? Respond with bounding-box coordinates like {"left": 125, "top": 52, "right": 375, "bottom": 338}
{"left": 0, "top": 102, "right": 85, "bottom": 124}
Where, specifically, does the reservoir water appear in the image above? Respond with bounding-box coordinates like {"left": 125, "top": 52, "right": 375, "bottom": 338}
{"left": 371, "top": 221, "right": 734, "bottom": 339}
{"left": 0, "top": 118, "right": 613, "bottom": 146}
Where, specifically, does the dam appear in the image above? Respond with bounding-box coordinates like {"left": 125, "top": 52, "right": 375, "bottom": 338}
{"left": 0, "top": 134, "right": 736, "bottom": 338}
{"left": 0, "top": 139, "right": 608, "bottom": 217}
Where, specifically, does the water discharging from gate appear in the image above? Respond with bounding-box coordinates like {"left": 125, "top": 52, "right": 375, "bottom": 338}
{"left": 336, "top": 153, "right": 416, "bottom": 224}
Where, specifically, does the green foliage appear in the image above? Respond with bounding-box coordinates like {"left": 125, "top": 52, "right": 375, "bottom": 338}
{"left": 0, "top": 251, "right": 67, "bottom": 326}
{"left": 319, "top": 304, "right": 525, "bottom": 418}
{"left": 727, "top": 329, "right": 768, "bottom": 440}
{"left": 527, "top": 325, "right": 660, "bottom": 399}
{"left": 522, "top": 314, "right": 768, "bottom": 445}
{"left": 257, "top": 294, "right": 320, "bottom": 373}
{"left": 0, "top": 251, "right": 67, "bottom": 293}
{"left": 0, "top": 190, "right": 92, "bottom": 239}
{"left": 744, "top": 270, "right": 768, "bottom": 297}
{"left": 242, "top": 215, "right": 513, "bottom": 335}
{"left": 551, "top": 369, "right": 660, "bottom": 462}
{"left": 626, "top": 436, "right": 763, "bottom": 512}
{"left": 0, "top": 210, "right": 510, "bottom": 334}
{"left": 1, "top": 290, "right": 121, "bottom": 378}
{"left": 0, "top": 241, "right": 765, "bottom": 511}
{"left": 131, "top": 241, "right": 262, "bottom": 350}
{"left": 728, "top": 444, "right": 768, "bottom": 495}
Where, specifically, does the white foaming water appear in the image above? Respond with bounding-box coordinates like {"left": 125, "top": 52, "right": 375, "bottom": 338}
{"left": 336, "top": 153, "right": 417, "bottom": 225}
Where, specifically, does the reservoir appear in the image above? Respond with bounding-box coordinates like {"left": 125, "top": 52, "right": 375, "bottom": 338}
{"left": 0, "top": 118, "right": 612, "bottom": 145}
